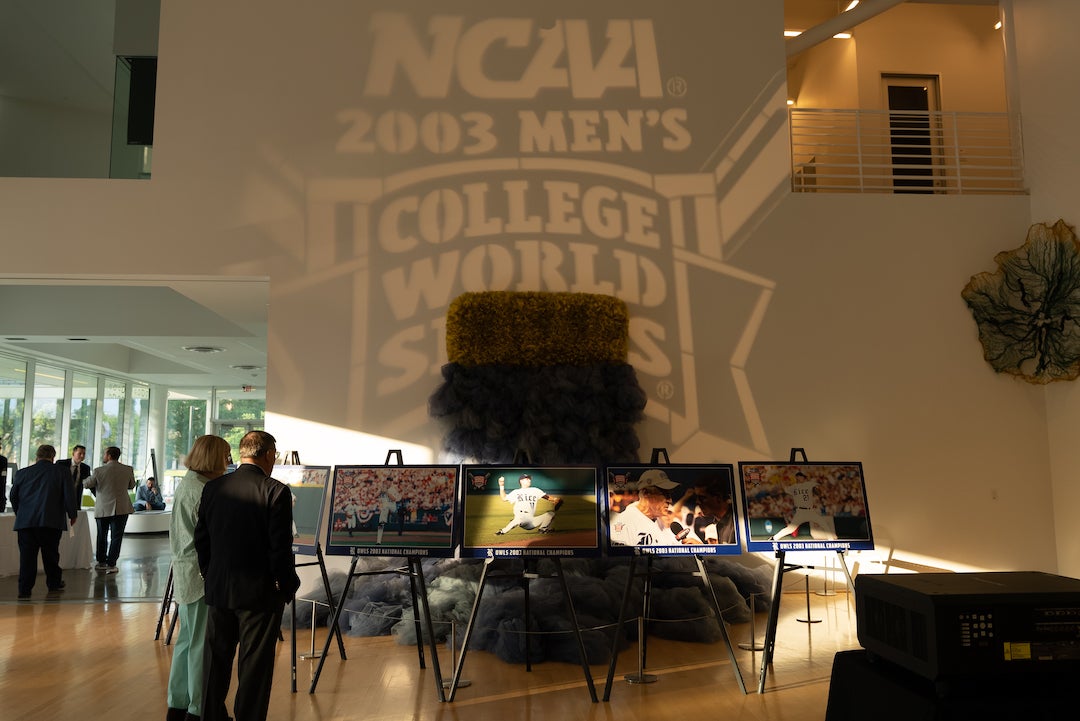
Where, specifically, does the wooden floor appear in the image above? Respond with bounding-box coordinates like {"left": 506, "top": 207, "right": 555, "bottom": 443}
{"left": 0, "top": 581, "right": 859, "bottom": 721}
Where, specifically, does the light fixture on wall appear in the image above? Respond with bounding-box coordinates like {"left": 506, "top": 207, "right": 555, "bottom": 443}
{"left": 786, "top": 99, "right": 796, "bottom": 106}
{"left": 844, "top": 1, "right": 860, "bottom": 11}
{"left": 783, "top": 29, "right": 852, "bottom": 39}
{"left": 994, "top": 20, "right": 1003, "bottom": 30}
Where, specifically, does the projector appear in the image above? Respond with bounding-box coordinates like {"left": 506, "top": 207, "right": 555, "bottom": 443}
{"left": 855, "top": 571, "right": 1080, "bottom": 682}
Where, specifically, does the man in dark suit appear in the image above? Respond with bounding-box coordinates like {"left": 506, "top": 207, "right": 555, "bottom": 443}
{"left": 9, "top": 444, "right": 78, "bottom": 599}
{"left": 195, "top": 430, "right": 299, "bottom": 721}
{"left": 56, "top": 444, "right": 91, "bottom": 504}
{"left": 0, "top": 449, "right": 8, "bottom": 513}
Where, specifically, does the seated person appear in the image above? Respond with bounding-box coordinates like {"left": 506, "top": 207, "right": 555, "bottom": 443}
{"left": 134, "top": 476, "right": 166, "bottom": 511}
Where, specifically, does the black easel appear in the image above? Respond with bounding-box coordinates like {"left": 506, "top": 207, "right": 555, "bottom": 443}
{"left": 154, "top": 565, "right": 175, "bottom": 641}
{"left": 308, "top": 450, "right": 446, "bottom": 701}
{"left": 756, "top": 448, "right": 855, "bottom": 694}
{"left": 282, "top": 445, "right": 348, "bottom": 693}
{"left": 602, "top": 448, "right": 747, "bottom": 699}
{"left": 446, "top": 556, "right": 598, "bottom": 702}
{"left": 445, "top": 447, "right": 596, "bottom": 702}
{"left": 290, "top": 541, "right": 348, "bottom": 692}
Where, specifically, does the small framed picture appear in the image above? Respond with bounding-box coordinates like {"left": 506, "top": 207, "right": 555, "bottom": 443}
{"left": 273, "top": 464, "right": 331, "bottom": 556}
{"left": 325, "top": 465, "right": 458, "bottom": 558}
{"left": 738, "top": 462, "right": 874, "bottom": 552}
{"left": 604, "top": 464, "right": 741, "bottom": 556}
{"left": 460, "top": 465, "right": 600, "bottom": 559}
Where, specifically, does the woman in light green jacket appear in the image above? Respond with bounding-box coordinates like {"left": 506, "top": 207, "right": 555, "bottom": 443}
{"left": 166, "top": 435, "right": 231, "bottom": 721}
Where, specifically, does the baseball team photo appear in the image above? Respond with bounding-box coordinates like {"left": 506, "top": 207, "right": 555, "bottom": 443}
{"left": 325, "top": 465, "right": 458, "bottom": 556}
{"left": 739, "top": 462, "right": 874, "bottom": 552}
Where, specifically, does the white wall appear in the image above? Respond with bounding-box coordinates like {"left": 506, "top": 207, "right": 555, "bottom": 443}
{"left": 1012, "top": 0, "right": 1080, "bottom": 579}
{"left": 855, "top": 3, "right": 1006, "bottom": 111}
{"left": 0, "top": 0, "right": 1068, "bottom": 573}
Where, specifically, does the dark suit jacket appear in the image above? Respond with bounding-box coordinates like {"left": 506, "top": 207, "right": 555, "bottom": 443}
{"left": 56, "top": 458, "right": 91, "bottom": 500}
{"left": 194, "top": 462, "right": 300, "bottom": 610}
{"left": 0, "top": 454, "right": 7, "bottom": 513}
{"left": 10, "top": 460, "right": 78, "bottom": 531}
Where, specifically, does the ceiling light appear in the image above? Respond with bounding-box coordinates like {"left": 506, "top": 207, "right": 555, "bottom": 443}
{"left": 833, "top": 32, "right": 852, "bottom": 39}
{"left": 231, "top": 364, "right": 264, "bottom": 372}
{"left": 844, "top": 1, "right": 860, "bottom": 11}
{"left": 182, "top": 345, "right": 225, "bottom": 354}
{"left": 67, "top": 337, "right": 89, "bottom": 341}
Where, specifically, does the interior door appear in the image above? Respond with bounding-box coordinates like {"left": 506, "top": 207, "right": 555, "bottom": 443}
{"left": 883, "top": 75, "right": 940, "bottom": 193}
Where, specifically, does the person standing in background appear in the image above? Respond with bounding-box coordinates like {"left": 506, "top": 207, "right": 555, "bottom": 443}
{"left": 56, "top": 444, "right": 91, "bottom": 505}
{"left": 84, "top": 446, "right": 136, "bottom": 573}
{"left": 9, "top": 444, "right": 77, "bottom": 599}
{"left": 195, "top": 431, "right": 299, "bottom": 721}
{"left": 0, "top": 447, "right": 8, "bottom": 512}
{"left": 166, "top": 435, "right": 232, "bottom": 721}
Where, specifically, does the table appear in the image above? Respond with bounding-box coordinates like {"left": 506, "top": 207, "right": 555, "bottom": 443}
{"left": 0, "top": 510, "right": 94, "bottom": 576}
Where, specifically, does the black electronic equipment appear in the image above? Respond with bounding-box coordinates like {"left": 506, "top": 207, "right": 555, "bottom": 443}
{"left": 855, "top": 571, "right": 1080, "bottom": 682}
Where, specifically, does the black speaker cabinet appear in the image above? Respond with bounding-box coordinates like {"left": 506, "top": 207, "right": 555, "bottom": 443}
{"left": 825, "top": 649, "right": 1071, "bottom": 721}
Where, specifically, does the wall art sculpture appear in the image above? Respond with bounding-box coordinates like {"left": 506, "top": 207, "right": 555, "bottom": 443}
{"left": 962, "top": 219, "right": 1080, "bottom": 384}
{"left": 429, "top": 291, "right": 647, "bottom": 463}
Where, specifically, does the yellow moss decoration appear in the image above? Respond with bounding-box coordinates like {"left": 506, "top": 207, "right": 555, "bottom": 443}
{"left": 446, "top": 291, "right": 630, "bottom": 366}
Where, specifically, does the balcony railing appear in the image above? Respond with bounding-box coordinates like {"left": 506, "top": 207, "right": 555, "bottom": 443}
{"left": 790, "top": 108, "right": 1026, "bottom": 195}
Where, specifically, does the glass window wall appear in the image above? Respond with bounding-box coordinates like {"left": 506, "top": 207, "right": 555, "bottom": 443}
{"left": 164, "top": 389, "right": 210, "bottom": 498}
{"left": 129, "top": 383, "right": 151, "bottom": 477}
{"left": 0, "top": 356, "right": 26, "bottom": 468}
{"left": 215, "top": 389, "right": 266, "bottom": 462}
{"left": 101, "top": 380, "right": 126, "bottom": 457}
{"left": 30, "top": 364, "right": 65, "bottom": 451}
{"left": 69, "top": 371, "right": 98, "bottom": 462}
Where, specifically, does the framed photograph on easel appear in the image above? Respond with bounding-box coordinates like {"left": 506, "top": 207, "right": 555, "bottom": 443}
{"left": 272, "top": 464, "right": 331, "bottom": 556}
{"left": 738, "top": 462, "right": 874, "bottom": 552}
{"left": 604, "top": 463, "right": 741, "bottom": 556}
{"left": 460, "top": 465, "right": 600, "bottom": 558}
{"left": 324, "top": 465, "right": 458, "bottom": 558}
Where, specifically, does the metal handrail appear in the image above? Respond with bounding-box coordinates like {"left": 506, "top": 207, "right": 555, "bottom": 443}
{"left": 790, "top": 108, "right": 1026, "bottom": 194}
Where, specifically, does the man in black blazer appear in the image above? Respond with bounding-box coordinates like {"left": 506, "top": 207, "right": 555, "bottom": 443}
{"left": 56, "top": 444, "right": 91, "bottom": 502}
{"left": 0, "top": 450, "right": 8, "bottom": 513}
{"left": 10, "top": 444, "right": 78, "bottom": 599}
{"left": 195, "top": 430, "right": 299, "bottom": 721}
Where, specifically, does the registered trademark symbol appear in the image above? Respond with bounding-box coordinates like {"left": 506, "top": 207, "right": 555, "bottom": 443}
{"left": 656, "top": 380, "right": 675, "bottom": 400}
{"left": 666, "top": 76, "right": 687, "bottom": 97}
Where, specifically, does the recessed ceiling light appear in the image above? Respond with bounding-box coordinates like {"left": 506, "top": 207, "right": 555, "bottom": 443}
{"left": 68, "top": 338, "right": 90, "bottom": 341}
{"left": 5, "top": 337, "right": 27, "bottom": 341}
{"left": 231, "top": 364, "right": 264, "bottom": 371}
{"left": 182, "top": 345, "right": 225, "bottom": 354}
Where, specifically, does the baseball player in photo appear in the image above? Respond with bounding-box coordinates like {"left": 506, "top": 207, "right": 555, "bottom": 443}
{"left": 376, "top": 479, "right": 402, "bottom": 544}
{"left": 494, "top": 473, "right": 562, "bottom": 535}
{"left": 770, "top": 471, "right": 837, "bottom": 540}
{"left": 344, "top": 500, "right": 360, "bottom": 536}
{"left": 608, "top": 468, "right": 685, "bottom": 547}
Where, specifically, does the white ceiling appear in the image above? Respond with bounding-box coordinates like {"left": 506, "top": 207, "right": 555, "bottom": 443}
{"left": 0, "top": 279, "right": 269, "bottom": 390}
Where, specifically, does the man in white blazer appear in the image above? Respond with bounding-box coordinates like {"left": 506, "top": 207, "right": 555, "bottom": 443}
{"left": 84, "top": 446, "right": 136, "bottom": 573}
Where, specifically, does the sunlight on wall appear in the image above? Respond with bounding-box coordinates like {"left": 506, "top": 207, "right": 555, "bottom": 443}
{"left": 266, "top": 412, "right": 434, "bottom": 467}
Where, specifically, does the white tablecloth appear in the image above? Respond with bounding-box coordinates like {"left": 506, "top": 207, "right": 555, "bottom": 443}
{"left": 0, "top": 510, "right": 94, "bottom": 576}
